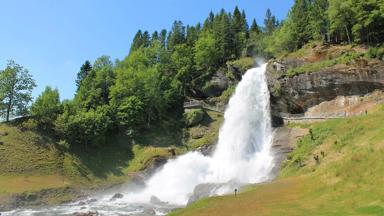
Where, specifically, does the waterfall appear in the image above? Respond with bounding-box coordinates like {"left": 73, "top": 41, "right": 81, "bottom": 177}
{"left": 120, "top": 63, "right": 274, "bottom": 205}
{"left": 5, "top": 63, "right": 275, "bottom": 216}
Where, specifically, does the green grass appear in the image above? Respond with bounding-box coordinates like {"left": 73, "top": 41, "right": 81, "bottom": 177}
{"left": 0, "top": 175, "right": 67, "bottom": 194}
{"left": 171, "top": 105, "right": 384, "bottom": 216}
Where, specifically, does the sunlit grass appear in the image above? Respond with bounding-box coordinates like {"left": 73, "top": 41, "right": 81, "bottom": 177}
{"left": 171, "top": 105, "right": 384, "bottom": 216}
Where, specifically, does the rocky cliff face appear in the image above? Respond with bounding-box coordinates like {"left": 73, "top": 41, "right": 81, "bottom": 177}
{"left": 266, "top": 60, "right": 384, "bottom": 126}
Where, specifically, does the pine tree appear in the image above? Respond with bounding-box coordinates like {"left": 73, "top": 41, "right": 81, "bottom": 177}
{"left": 264, "top": 9, "right": 278, "bottom": 35}
{"left": 159, "top": 29, "right": 167, "bottom": 48}
{"left": 231, "top": 7, "right": 248, "bottom": 57}
{"left": 167, "top": 21, "right": 186, "bottom": 50}
{"left": 76, "top": 60, "right": 92, "bottom": 90}
{"left": 290, "top": 0, "right": 312, "bottom": 48}
{"left": 151, "top": 31, "right": 159, "bottom": 43}
{"left": 142, "top": 31, "right": 151, "bottom": 47}
{"left": 203, "top": 11, "right": 215, "bottom": 31}
{"left": 130, "top": 30, "right": 143, "bottom": 52}
{"left": 213, "top": 9, "right": 235, "bottom": 62}
{"left": 309, "top": 0, "right": 330, "bottom": 42}
{"left": 250, "top": 19, "right": 261, "bottom": 34}
{"left": 186, "top": 25, "right": 200, "bottom": 47}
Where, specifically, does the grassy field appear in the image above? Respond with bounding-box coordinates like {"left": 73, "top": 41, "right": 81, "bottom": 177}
{"left": 170, "top": 105, "right": 384, "bottom": 216}
{"left": 0, "top": 109, "right": 223, "bottom": 207}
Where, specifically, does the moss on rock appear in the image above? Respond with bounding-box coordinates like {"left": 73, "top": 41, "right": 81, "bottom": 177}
{"left": 184, "top": 109, "right": 205, "bottom": 127}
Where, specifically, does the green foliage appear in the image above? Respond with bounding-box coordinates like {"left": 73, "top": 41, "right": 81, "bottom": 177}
{"left": 0, "top": 60, "right": 36, "bottom": 121}
{"left": 184, "top": 109, "right": 205, "bottom": 127}
{"left": 31, "top": 86, "right": 61, "bottom": 129}
{"left": 226, "top": 57, "right": 254, "bottom": 77}
{"left": 194, "top": 32, "right": 219, "bottom": 72}
{"left": 56, "top": 105, "right": 114, "bottom": 148}
{"left": 366, "top": 46, "right": 384, "bottom": 59}
{"left": 75, "top": 56, "right": 115, "bottom": 110}
{"left": 116, "top": 96, "right": 145, "bottom": 137}
{"left": 286, "top": 51, "right": 364, "bottom": 77}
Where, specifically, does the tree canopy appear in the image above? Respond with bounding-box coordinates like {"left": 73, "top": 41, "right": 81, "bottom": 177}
{"left": 0, "top": 60, "right": 36, "bottom": 122}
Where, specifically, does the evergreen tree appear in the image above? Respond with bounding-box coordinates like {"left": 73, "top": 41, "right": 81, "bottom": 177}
{"left": 203, "top": 11, "right": 215, "bottom": 31}
{"left": 151, "top": 31, "right": 160, "bottom": 44}
{"left": 308, "top": 0, "right": 330, "bottom": 42}
{"left": 130, "top": 30, "right": 144, "bottom": 52}
{"left": 167, "top": 21, "right": 186, "bottom": 50}
{"left": 264, "top": 9, "right": 278, "bottom": 35}
{"left": 213, "top": 9, "right": 235, "bottom": 62}
{"left": 159, "top": 29, "right": 167, "bottom": 48}
{"left": 142, "top": 31, "right": 151, "bottom": 47}
{"left": 250, "top": 19, "right": 261, "bottom": 34}
{"left": 76, "top": 60, "right": 92, "bottom": 89}
{"left": 186, "top": 25, "right": 200, "bottom": 47}
{"left": 290, "top": 0, "right": 312, "bottom": 48}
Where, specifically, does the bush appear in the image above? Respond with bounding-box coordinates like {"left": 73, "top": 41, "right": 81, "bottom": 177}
{"left": 366, "top": 47, "right": 384, "bottom": 60}
{"left": 31, "top": 86, "right": 62, "bottom": 129}
{"left": 55, "top": 105, "right": 114, "bottom": 148}
{"left": 227, "top": 57, "right": 255, "bottom": 78}
{"left": 184, "top": 109, "right": 205, "bottom": 127}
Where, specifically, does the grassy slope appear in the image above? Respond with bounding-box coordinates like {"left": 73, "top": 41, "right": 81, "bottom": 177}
{"left": 0, "top": 110, "right": 223, "bottom": 202}
{"left": 278, "top": 42, "right": 383, "bottom": 77}
{"left": 0, "top": 124, "right": 67, "bottom": 195}
{"left": 170, "top": 106, "right": 384, "bottom": 216}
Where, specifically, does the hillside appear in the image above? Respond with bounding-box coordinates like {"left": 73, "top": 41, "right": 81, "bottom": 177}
{"left": 0, "top": 110, "right": 223, "bottom": 211}
{"left": 170, "top": 105, "right": 384, "bottom": 216}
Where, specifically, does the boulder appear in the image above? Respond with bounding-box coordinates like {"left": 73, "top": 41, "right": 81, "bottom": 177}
{"left": 110, "top": 193, "right": 123, "bottom": 201}
{"left": 150, "top": 196, "right": 168, "bottom": 205}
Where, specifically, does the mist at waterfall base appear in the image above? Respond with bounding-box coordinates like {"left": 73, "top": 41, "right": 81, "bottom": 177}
{"left": 5, "top": 63, "right": 275, "bottom": 216}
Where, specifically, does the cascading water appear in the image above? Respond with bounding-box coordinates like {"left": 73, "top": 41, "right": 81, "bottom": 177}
{"left": 5, "top": 63, "right": 275, "bottom": 216}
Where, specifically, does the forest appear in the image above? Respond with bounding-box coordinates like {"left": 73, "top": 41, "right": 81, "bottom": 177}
{"left": 1, "top": 0, "right": 384, "bottom": 150}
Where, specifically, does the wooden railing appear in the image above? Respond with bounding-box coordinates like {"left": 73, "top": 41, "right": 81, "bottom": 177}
{"left": 278, "top": 111, "right": 368, "bottom": 120}
{"left": 183, "top": 100, "right": 224, "bottom": 113}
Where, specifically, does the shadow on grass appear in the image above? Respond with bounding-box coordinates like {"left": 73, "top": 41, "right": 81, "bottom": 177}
{"left": 69, "top": 133, "right": 134, "bottom": 179}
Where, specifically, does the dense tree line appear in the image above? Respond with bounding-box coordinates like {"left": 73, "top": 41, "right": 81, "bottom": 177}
{"left": 267, "top": 0, "right": 384, "bottom": 55}
{"left": 1, "top": 2, "right": 383, "bottom": 150}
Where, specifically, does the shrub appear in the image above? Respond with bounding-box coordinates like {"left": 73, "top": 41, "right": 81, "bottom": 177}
{"left": 184, "top": 109, "right": 205, "bottom": 127}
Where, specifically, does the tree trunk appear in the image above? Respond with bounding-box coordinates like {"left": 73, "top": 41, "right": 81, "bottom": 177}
{"left": 344, "top": 25, "right": 351, "bottom": 44}
{"left": 6, "top": 98, "right": 12, "bottom": 122}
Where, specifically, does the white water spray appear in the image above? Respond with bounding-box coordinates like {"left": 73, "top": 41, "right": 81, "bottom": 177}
{"left": 5, "top": 63, "right": 275, "bottom": 215}
{"left": 118, "top": 63, "right": 274, "bottom": 205}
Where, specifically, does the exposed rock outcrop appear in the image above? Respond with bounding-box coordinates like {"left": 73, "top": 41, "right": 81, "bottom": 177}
{"left": 270, "top": 127, "right": 308, "bottom": 178}
{"left": 266, "top": 60, "right": 384, "bottom": 126}
{"left": 202, "top": 71, "right": 230, "bottom": 97}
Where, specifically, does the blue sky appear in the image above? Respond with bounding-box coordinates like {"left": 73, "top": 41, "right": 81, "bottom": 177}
{"left": 0, "top": 0, "right": 293, "bottom": 100}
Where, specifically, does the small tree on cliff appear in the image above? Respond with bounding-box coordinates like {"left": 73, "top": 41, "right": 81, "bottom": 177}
{"left": 0, "top": 60, "right": 36, "bottom": 122}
